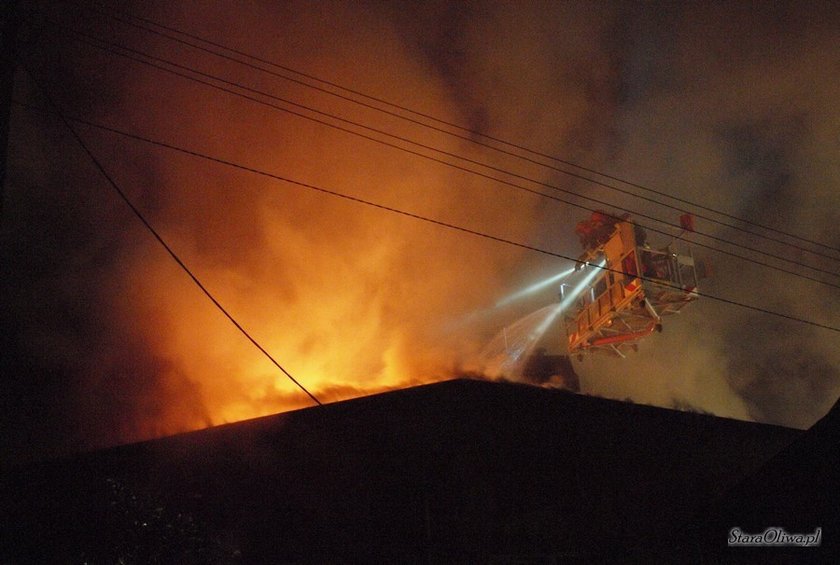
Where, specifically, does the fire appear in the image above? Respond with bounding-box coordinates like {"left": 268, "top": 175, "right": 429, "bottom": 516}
{"left": 21, "top": 0, "right": 554, "bottom": 447}
{"left": 105, "top": 151, "right": 526, "bottom": 436}
{"left": 7, "top": 1, "right": 834, "bottom": 462}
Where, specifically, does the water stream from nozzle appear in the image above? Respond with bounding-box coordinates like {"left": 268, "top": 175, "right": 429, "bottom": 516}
{"left": 480, "top": 304, "right": 564, "bottom": 379}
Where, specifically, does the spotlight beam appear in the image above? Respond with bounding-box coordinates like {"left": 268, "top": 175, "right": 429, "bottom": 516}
{"left": 559, "top": 259, "right": 607, "bottom": 311}
{"left": 496, "top": 267, "right": 575, "bottom": 307}
{"left": 514, "top": 259, "right": 606, "bottom": 362}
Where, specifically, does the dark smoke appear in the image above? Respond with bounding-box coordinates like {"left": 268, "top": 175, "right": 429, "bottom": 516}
{"left": 3, "top": 1, "right": 838, "bottom": 464}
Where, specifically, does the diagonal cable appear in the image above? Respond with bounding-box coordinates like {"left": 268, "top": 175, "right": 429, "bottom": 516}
{"left": 26, "top": 20, "right": 840, "bottom": 291}
{"left": 71, "top": 0, "right": 840, "bottom": 259}
{"left": 17, "top": 62, "right": 322, "bottom": 407}
{"left": 17, "top": 102, "right": 839, "bottom": 335}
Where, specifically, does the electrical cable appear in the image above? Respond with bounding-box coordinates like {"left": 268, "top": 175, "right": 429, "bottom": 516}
{"left": 16, "top": 100, "right": 840, "bottom": 335}
{"left": 17, "top": 63, "right": 323, "bottom": 407}
{"left": 71, "top": 0, "right": 840, "bottom": 259}
{"left": 23, "top": 18, "right": 840, "bottom": 292}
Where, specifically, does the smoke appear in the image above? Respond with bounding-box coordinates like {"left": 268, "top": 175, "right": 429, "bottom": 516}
{"left": 400, "top": 0, "right": 840, "bottom": 426}
{"left": 565, "top": 1, "right": 840, "bottom": 425}
{"left": 3, "top": 0, "right": 839, "bottom": 460}
{"left": 5, "top": 0, "right": 542, "bottom": 456}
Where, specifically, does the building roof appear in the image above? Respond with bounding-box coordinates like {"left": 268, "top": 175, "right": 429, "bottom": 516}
{"left": 3, "top": 378, "right": 822, "bottom": 562}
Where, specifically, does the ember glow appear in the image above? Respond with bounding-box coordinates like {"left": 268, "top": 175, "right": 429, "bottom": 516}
{"left": 3, "top": 0, "right": 840, "bottom": 459}
{"left": 50, "top": 0, "right": 546, "bottom": 438}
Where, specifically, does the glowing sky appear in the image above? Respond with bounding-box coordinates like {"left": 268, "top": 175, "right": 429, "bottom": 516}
{"left": 2, "top": 0, "right": 839, "bottom": 460}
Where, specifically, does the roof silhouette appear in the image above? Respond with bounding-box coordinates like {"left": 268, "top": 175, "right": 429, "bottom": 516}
{"left": 3, "top": 378, "right": 830, "bottom": 562}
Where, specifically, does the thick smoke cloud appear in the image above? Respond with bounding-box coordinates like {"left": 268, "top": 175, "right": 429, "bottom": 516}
{"left": 2, "top": 0, "right": 838, "bottom": 461}
{"left": 580, "top": 1, "right": 840, "bottom": 426}
{"left": 393, "top": 1, "right": 839, "bottom": 424}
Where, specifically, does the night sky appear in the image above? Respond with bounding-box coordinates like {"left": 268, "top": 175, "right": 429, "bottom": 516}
{"left": 2, "top": 0, "right": 839, "bottom": 463}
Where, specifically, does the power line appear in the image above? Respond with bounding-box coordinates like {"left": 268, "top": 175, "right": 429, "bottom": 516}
{"left": 72, "top": 0, "right": 840, "bottom": 259}
{"left": 49, "top": 11, "right": 840, "bottom": 272}
{"left": 23, "top": 19, "right": 840, "bottom": 293}
{"left": 17, "top": 101, "right": 840, "bottom": 335}
{"left": 17, "top": 63, "right": 323, "bottom": 407}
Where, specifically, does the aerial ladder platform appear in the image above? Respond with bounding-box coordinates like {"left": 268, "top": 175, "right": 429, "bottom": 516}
{"left": 564, "top": 211, "right": 707, "bottom": 358}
